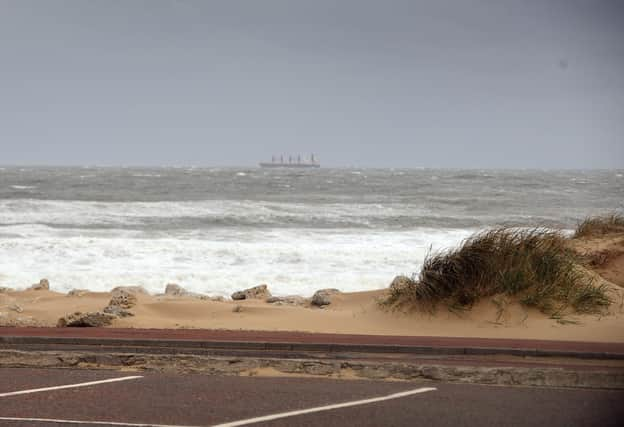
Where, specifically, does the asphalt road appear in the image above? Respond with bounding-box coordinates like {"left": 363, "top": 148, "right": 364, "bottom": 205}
{"left": 0, "top": 368, "right": 622, "bottom": 427}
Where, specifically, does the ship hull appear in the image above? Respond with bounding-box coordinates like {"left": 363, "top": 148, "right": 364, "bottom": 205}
{"left": 259, "top": 163, "right": 320, "bottom": 168}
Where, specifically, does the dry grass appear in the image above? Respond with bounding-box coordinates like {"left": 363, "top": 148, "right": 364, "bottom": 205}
{"left": 385, "top": 228, "right": 611, "bottom": 315}
{"left": 574, "top": 213, "right": 624, "bottom": 238}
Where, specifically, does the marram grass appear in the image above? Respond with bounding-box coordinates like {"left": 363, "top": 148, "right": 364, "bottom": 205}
{"left": 385, "top": 228, "right": 611, "bottom": 315}
{"left": 574, "top": 213, "right": 624, "bottom": 238}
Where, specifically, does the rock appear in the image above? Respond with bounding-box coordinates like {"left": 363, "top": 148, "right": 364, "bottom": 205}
{"left": 164, "top": 283, "right": 187, "bottom": 296}
{"left": 389, "top": 275, "right": 414, "bottom": 294}
{"left": 108, "top": 289, "right": 138, "bottom": 309}
{"left": 30, "top": 279, "right": 49, "bottom": 291}
{"left": 8, "top": 304, "right": 23, "bottom": 313}
{"left": 311, "top": 289, "right": 341, "bottom": 307}
{"left": 111, "top": 285, "right": 149, "bottom": 295}
{"left": 67, "top": 289, "right": 89, "bottom": 297}
{"left": 162, "top": 284, "right": 222, "bottom": 301}
{"left": 231, "top": 284, "right": 271, "bottom": 300}
{"left": 232, "top": 305, "right": 243, "bottom": 313}
{"left": 266, "top": 295, "right": 307, "bottom": 306}
{"left": 57, "top": 311, "right": 115, "bottom": 327}
{"left": 103, "top": 305, "right": 134, "bottom": 318}
{"left": 0, "top": 287, "right": 14, "bottom": 293}
{"left": 231, "top": 292, "right": 245, "bottom": 300}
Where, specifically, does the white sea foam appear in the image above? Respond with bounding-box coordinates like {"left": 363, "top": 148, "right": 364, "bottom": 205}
{"left": 0, "top": 226, "right": 473, "bottom": 296}
{"left": 0, "top": 199, "right": 434, "bottom": 229}
{"left": 10, "top": 185, "right": 37, "bottom": 190}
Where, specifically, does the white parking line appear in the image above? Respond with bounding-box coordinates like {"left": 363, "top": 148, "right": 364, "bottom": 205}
{"left": 0, "top": 417, "right": 198, "bottom": 427}
{"left": 0, "top": 376, "right": 143, "bottom": 398}
{"left": 213, "top": 387, "right": 437, "bottom": 426}
{"left": 0, "top": 386, "right": 436, "bottom": 426}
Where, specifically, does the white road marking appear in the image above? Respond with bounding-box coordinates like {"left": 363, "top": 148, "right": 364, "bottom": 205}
{"left": 0, "top": 386, "right": 436, "bottom": 427}
{"left": 0, "top": 417, "right": 199, "bottom": 427}
{"left": 214, "top": 387, "right": 437, "bottom": 427}
{"left": 0, "top": 375, "right": 143, "bottom": 398}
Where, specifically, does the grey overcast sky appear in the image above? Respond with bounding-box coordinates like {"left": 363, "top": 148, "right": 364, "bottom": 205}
{"left": 0, "top": 0, "right": 623, "bottom": 168}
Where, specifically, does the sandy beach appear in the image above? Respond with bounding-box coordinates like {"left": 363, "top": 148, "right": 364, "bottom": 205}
{"left": 1, "top": 286, "right": 623, "bottom": 342}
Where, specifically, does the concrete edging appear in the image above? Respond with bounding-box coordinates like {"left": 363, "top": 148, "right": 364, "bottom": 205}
{"left": 1, "top": 349, "right": 623, "bottom": 390}
{"left": 1, "top": 335, "right": 622, "bottom": 360}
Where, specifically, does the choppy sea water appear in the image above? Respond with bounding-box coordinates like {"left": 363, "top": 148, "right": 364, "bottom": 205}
{"left": 0, "top": 167, "right": 622, "bottom": 296}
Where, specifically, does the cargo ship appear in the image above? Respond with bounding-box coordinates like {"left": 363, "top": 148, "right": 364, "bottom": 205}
{"left": 259, "top": 154, "right": 320, "bottom": 168}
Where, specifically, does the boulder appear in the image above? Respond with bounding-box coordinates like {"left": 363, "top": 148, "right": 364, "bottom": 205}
{"left": 109, "top": 289, "right": 137, "bottom": 309}
{"left": 389, "top": 275, "right": 414, "bottom": 294}
{"left": 0, "top": 287, "right": 14, "bottom": 293}
{"left": 231, "top": 284, "right": 271, "bottom": 300}
{"left": 67, "top": 289, "right": 89, "bottom": 297}
{"left": 30, "top": 279, "right": 49, "bottom": 291}
{"left": 57, "top": 311, "right": 115, "bottom": 327}
{"left": 111, "top": 285, "right": 149, "bottom": 295}
{"left": 162, "top": 284, "right": 222, "bottom": 301}
{"left": 164, "top": 283, "right": 187, "bottom": 296}
{"left": 103, "top": 305, "right": 134, "bottom": 318}
{"left": 266, "top": 295, "right": 307, "bottom": 306}
{"left": 311, "top": 289, "right": 341, "bottom": 307}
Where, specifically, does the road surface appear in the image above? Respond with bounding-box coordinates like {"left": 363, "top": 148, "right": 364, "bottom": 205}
{"left": 0, "top": 368, "right": 622, "bottom": 426}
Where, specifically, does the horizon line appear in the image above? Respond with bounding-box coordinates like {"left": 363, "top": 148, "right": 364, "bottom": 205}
{"left": 1, "top": 164, "right": 623, "bottom": 171}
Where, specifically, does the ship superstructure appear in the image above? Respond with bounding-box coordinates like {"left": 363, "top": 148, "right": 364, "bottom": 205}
{"left": 259, "top": 154, "right": 320, "bottom": 168}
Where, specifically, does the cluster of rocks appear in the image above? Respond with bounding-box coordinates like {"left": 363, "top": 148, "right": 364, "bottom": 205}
{"left": 57, "top": 286, "right": 143, "bottom": 327}
{"left": 56, "top": 283, "right": 226, "bottom": 328}
{"left": 230, "top": 285, "right": 342, "bottom": 307}
{"left": 51, "top": 280, "right": 344, "bottom": 327}
{"left": 0, "top": 278, "right": 50, "bottom": 295}
{"left": 1, "top": 279, "right": 50, "bottom": 294}
{"left": 1, "top": 279, "right": 48, "bottom": 326}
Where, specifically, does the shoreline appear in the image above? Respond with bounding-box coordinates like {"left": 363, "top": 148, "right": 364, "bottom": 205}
{"left": 2, "top": 227, "right": 623, "bottom": 344}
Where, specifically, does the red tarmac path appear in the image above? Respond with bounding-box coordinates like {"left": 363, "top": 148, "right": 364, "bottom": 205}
{"left": 1, "top": 326, "right": 623, "bottom": 356}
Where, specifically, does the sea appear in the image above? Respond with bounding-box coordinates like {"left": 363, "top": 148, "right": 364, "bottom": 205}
{"left": 0, "top": 167, "right": 622, "bottom": 297}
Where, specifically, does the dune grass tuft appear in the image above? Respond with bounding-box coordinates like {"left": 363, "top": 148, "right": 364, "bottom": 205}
{"left": 385, "top": 228, "right": 611, "bottom": 315}
{"left": 574, "top": 213, "right": 624, "bottom": 238}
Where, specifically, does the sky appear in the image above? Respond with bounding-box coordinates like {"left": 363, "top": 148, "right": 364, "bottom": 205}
{"left": 0, "top": 0, "right": 623, "bottom": 168}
